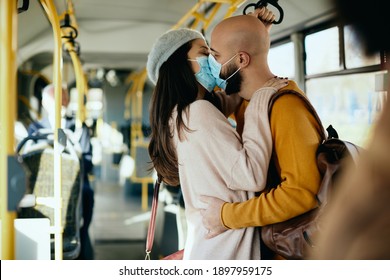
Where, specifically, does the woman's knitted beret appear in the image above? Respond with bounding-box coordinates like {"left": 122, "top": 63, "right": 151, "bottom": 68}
{"left": 147, "top": 28, "right": 205, "bottom": 85}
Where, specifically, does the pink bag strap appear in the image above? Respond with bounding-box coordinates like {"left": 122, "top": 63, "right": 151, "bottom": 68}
{"left": 145, "top": 175, "right": 162, "bottom": 260}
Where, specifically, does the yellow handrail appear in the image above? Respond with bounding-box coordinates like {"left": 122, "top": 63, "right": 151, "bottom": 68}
{"left": 59, "top": 0, "right": 79, "bottom": 31}
{"left": 66, "top": 44, "right": 86, "bottom": 129}
{"left": 39, "top": 0, "right": 64, "bottom": 260}
{"left": 124, "top": 71, "right": 140, "bottom": 120}
{"left": 173, "top": 0, "right": 247, "bottom": 30}
{"left": 61, "top": 0, "right": 86, "bottom": 129}
{"left": 0, "top": 0, "right": 18, "bottom": 260}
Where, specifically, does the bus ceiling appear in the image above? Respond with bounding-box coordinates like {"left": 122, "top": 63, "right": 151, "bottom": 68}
{"left": 14, "top": 0, "right": 336, "bottom": 72}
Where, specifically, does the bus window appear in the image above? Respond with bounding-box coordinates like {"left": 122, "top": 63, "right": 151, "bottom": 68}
{"left": 269, "top": 41, "right": 295, "bottom": 79}
{"left": 306, "top": 71, "right": 385, "bottom": 147}
{"left": 305, "top": 27, "right": 340, "bottom": 75}
{"left": 304, "top": 23, "right": 384, "bottom": 147}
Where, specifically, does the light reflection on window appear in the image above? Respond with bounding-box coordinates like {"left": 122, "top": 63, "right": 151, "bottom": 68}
{"left": 269, "top": 42, "right": 295, "bottom": 79}
{"left": 306, "top": 72, "right": 386, "bottom": 147}
{"left": 305, "top": 27, "right": 340, "bottom": 75}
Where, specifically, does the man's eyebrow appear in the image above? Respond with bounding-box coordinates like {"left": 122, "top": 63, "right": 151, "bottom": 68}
{"left": 209, "top": 47, "right": 219, "bottom": 54}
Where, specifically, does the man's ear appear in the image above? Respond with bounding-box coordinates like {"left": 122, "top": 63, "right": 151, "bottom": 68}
{"left": 238, "top": 52, "right": 250, "bottom": 68}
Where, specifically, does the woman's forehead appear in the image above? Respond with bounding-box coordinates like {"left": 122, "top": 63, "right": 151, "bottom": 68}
{"left": 191, "top": 38, "right": 209, "bottom": 50}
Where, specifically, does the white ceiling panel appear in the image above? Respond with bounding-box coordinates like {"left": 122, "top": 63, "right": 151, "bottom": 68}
{"left": 13, "top": 0, "right": 335, "bottom": 70}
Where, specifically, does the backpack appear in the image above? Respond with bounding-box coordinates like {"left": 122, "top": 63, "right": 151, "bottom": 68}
{"left": 261, "top": 90, "right": 362, "bottom": 260}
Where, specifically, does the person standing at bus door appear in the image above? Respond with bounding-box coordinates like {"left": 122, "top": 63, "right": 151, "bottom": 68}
{"left": 27, "top": 83, "right": 95, "bottom": 260}
{"left": 146, "top": 27, "right": 287, "bottom": 259}
{"left": 199, "top": 13, "right": 324, "bottom": 259}
{"left": 309, "top": 0, "right": 390, "bottom": 259}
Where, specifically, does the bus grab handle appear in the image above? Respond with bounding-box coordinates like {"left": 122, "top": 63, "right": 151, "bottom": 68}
{"left": 243, "top": 0, "right": 284, "bottom": 25}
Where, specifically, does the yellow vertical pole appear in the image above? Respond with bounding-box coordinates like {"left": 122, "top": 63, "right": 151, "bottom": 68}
{"left": 136, "top": 69, "right": 148, "bottom": 211}
{"left": 40, "top": 0, "right": 64, "bottom": 260}
{"left": 69, "top": 50, "right": 85, "bottom": 129}
{"left": 124, "top": 72, "right": 137, "bottom": 120}
{"left": 0, "top": 0, "right": 18, "bottom": 260}
{"left": 61, "top": 0, "right": 85, "bottom": 130}
{"left": 136, "top": 69, "right": 147, "bottom": 134}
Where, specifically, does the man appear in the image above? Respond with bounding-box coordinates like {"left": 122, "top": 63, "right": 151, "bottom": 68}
{"left": 200, "top": 14, "right": 324, "bottom": 258}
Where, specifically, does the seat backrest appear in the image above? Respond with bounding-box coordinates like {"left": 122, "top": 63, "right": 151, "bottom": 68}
{"left": 17, "top": 134, "right": 82, "bottom": 260}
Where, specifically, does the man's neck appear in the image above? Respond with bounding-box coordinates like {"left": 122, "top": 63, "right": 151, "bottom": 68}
{"left": 240, "top": 67, "right": 275, "bottom": 100}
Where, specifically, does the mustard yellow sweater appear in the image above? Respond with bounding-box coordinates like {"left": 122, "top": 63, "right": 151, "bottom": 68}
{"left": 222, "top": 81, "right": 324, "bottom": 228}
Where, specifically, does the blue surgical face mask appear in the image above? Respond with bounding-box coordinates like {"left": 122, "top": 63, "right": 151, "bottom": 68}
{"left": 208, "top": 53, "right": 241, "bottom": 90}
{"left": 188, "top": 56, "right": 217, "bottom": 92}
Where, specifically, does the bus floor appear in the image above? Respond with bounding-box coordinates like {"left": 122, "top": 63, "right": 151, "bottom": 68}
{"left": 89, "top": 179, "right": 152, "bottom": 260}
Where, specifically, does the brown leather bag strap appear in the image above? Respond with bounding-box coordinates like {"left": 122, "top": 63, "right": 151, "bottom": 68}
{"left": 268, "top": 89, "right": 326, "bottom": 141}
{"left": 264, "top": 89, "right": 327, "bottom": 192}
{"left": 145, "top": 175, "right": 162, "bottom": 260}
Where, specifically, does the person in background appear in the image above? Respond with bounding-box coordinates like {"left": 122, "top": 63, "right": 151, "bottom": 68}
{"left": 27, "top": 83, "right": 71, "bottom": 135}
{"left": 309, "top": 0, "right": 390, "bottom": 259}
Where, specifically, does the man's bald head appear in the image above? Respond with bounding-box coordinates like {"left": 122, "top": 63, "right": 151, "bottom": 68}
{"left": 209, "top": 15, "right": 275, "bottom": 100}
{"left": 211, "top": 15, "right": 270, "bottom": 59}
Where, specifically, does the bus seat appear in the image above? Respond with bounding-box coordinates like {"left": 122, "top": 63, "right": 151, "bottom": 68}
{"left": 17, "top": 133, "right": 83, "bottom": 260}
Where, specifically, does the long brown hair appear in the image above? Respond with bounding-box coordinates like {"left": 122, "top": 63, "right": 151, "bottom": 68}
{"left": 148, "top": 41, "right": 198, "bottom": 186}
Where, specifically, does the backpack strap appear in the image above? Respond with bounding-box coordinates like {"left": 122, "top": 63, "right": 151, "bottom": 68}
{"left": 265, "top": 89, "right": 327, "bottom": 191}
{"left": 268, "top": 89, "right": 326, "bottom": 141}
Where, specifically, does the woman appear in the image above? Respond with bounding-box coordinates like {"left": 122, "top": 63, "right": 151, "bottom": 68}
{"left": 146, "top": 28, "right": 287, "bottom": 259}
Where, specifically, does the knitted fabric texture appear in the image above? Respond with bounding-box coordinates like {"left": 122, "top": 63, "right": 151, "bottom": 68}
{"left": 147, "top": 28, "right": 205, "bottom": 85}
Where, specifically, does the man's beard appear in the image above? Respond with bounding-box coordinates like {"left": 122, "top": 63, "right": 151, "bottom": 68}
{"left": 221, "top": 63, "right": 242, "bottom": 95}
